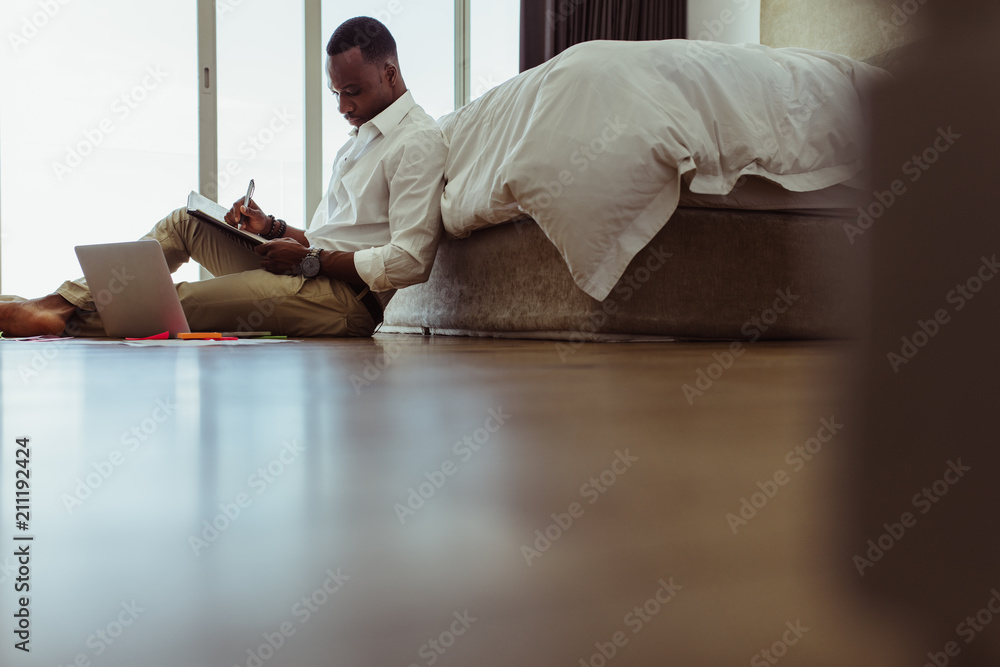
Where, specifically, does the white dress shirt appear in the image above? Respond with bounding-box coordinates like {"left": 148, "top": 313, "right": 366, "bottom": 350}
{"left": 305, "top": 90, "right": 447, "bottom": 310}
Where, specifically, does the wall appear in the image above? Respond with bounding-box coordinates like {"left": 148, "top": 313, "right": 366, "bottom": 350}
{"left": 760, "top": 0, "right": 922, "bottom": 61}
{"left": 687, "top": 0, "right": 761, "bottom": 44}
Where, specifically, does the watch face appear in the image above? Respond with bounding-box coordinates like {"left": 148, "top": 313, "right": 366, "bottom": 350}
{"left": 301, "top": 256, "right": 321, "bottom": 277}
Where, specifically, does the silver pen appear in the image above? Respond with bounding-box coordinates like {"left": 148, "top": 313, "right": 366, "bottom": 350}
{"left": 241, "top": 179, "right": 255, "bottom": 228}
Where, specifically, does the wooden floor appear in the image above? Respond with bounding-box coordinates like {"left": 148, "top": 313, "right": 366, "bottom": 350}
{"left": 0, "top": 335, "right": 916, "bottom": 667}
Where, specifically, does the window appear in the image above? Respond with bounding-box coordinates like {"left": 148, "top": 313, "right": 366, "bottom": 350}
{"left": 471, "top": 0, "right": 520, "bottom": 101}
{"left": 0, "top": 0, "right": 200, "bottom": 296}
{"left": 216, "top": 1, "right": 306, "bottom": 232}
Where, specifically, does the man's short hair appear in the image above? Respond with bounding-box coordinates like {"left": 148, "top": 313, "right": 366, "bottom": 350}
{"left": 327, "top": 17, "right": 398, "bottom": 66}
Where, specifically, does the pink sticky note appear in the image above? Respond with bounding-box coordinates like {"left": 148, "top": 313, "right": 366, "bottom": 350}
{"left": 126, "top": 331, "right": 170, "bottom": 341}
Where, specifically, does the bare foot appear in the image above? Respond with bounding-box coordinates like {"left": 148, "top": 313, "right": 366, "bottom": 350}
{"left": 0, "top": 294, "right": 77, "bottom": 337}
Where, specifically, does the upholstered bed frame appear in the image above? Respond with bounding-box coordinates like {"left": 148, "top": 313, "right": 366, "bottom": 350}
{"left": 382, "top": 205, "right": 863, "bottom": 340}
{"left": 382, "top": 4, "right": 917, "bottom": 341}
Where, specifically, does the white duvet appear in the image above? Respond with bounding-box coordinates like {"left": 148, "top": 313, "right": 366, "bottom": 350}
{"left": 437, "top": 39, "right": 888, "bottom": 301}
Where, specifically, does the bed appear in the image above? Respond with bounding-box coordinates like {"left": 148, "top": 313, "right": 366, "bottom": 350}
{"left": 382, "top": 38, "right": 895, "bottom": 340}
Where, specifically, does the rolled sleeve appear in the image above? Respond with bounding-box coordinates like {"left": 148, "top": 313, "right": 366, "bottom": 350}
{"left": 353, "top": 247, "right": 390, "bottom": 292}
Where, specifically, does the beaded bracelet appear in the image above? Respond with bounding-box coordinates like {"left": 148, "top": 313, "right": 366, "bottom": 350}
{"left": 264, "top": 215, "right": 288, "bottom": 240}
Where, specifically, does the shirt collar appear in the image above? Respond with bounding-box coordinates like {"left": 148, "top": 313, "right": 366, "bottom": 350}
{"left": 348, "top": 89, "right": 416, "bottom": 139}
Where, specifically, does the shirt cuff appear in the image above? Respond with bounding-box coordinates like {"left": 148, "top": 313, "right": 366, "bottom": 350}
{"left": 353, "top": 248, "right": 391, "bottom": 292}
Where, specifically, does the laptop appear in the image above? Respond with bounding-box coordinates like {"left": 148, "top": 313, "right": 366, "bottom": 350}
{"left": 74, "top": 240, "right": 191, "bottom": 338}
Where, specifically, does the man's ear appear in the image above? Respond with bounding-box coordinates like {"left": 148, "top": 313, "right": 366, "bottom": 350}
{"left": 384, "top": 61, "right": 399, "bottom": 88}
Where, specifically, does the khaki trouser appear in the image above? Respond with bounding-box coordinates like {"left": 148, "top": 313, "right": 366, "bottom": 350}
{"left": 56, "top": 208, "right": 377, "bottom": 337}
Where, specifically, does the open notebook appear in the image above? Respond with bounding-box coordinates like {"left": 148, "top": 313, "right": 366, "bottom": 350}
{"left": 186, "top": 191, "right": 267, "bottom": 249}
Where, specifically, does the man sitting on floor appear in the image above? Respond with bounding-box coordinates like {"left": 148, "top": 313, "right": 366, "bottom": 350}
{"left": 0, "top": 16, "right": 446, "bottom": 338}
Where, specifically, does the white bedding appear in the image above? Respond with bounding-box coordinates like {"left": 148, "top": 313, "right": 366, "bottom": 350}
{"left": 437, "top": 39, "right": 888, "bottom": 301}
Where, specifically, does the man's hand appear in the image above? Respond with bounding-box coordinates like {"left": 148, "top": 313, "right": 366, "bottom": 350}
{"left": 224, "top": 196, "right": 272, "bottom": 236}
{"left": 255, "top": 238, "right": 310, "bottom": 275}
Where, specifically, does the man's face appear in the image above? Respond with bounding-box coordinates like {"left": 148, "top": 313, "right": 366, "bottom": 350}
{"left": 327, "top": 47, "right": 396, "bottom": 128}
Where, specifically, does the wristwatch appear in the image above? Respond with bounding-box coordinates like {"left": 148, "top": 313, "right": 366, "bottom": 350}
{"left": 300, "top": 247, "right": 322, "bottom": 278}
